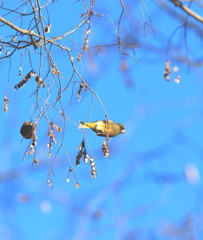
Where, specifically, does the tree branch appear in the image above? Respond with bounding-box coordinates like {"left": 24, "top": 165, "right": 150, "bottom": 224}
{"left": 169, "top": 0, "right": 203, "bottom": 23}
{"left": 0, "top": 16, "right": 43, "bottom": 39}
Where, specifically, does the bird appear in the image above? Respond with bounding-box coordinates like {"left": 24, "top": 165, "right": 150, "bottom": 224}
{"left": 78, "top": 120, "right": 125, "bottom": 137}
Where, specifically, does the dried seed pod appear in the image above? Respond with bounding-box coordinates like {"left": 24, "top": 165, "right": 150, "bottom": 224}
{"left": 89, "top": 156, "right": 97, "bottom": 178}
{"left": 20, "top": 121, "right": 35, "bottom": 139}
{"left": 76, "top": 159, "right": 80, "bottom": 166}
{"left": 31, "top": 140, "right": 37, "bottom": 147}
{"left": 4, "top": 96, "right": 9, "bottom": 103}
{"left": 3, "top": 96, "right": 9, "bottom": 112}
{"left": 35, "top": 75, "right": 46, "bottom": 88}
{"left": 77, "top": 54, "right": 82, "bottom": 61}
{"left": 102, "top": 140, "right": 110, "bottom": 157}
{"left": 92, "top": 166, "right": 96, "bottom": 171}
{"left": 89, "top": 157, "right": 94, "bottom": 165}
{"left": 84, "top": 154, "right": 89, "bottom": 163}
{"left": 83, "top": 82, "right": 88, "bottom": 91}
{"left": 29, "top": 148, "right": 35, "bottom": 154}
{"left": 12, "top": 36, "right": 17, "bottom": 42}
{"left": 47, "top": 143, "right": 52, "bottom": 149}
{"left": 83, "top": 38, "right": 89, "bottom": 51}
{"left": 91, "top": 170, "right": 97, "bottom": 176}
{"left": 164, "top": 61, "right": 171, "bottom": 81}
{"left": 104, "top": 152, "right": 109, "bottom": 157}
{"left": 77, "top": 82, "right": 83, "bottom": 102}
{"left": 44, "top": 24, "right": 51, "bottom": 33}
{"left": 76, "top": 139, "right": 86, "bottom": 165}
{"left": 173, "top": 66, "right": 178, "bottom": 72}
{"left": 47, "top": 122, "right": 61, "bottom": 156}
{"left": 49, "top": 122, "right": 62, "bottom": 132}
{"left": 174, "top": 75, "right": 180, "bottom": 84}
{"left": 90, "top": 159, "right": 95, "bottom": 166}
{"left": 47, "top": 179, "right": 53, "bottom": 188}
{"left": 33, "top": 158, "right": 39, "bottom": 164}
{"left": 14, "top": 70, "right": 36, "bottom": 89}
{"left": 19, "top": 67, "right": 23, "bottom": 77}
{"left": 52, "top": 67, "right": 61, "bottom": 75}
{"left": 78, "top": 144, "right": 82, "bottom": 151}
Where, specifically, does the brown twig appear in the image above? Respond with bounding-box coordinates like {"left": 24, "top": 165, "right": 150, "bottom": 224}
{"left": 169, "top": 0, "right": 203, "bottom": 23}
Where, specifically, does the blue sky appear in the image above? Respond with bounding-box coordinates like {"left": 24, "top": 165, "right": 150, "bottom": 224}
{"left": 1, "top": 1, "right": 203, "bottom": 240}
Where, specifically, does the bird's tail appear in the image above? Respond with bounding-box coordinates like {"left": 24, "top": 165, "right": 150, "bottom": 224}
{"left": 78, "top": 121, "right": 91, "bottom": 129}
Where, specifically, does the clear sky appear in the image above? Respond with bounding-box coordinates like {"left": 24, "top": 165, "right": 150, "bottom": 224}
{"left": 1, "top": 1, "right": 203, "bottom": 240}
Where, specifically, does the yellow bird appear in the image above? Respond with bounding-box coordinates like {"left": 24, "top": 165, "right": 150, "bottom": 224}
{"left": 79, "top": 120, "right": 125, "bottom": 137}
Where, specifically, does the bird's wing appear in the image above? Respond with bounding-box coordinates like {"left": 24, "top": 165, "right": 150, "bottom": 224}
{"left": 92, "top": 120, "right": 113, "bottom": 123}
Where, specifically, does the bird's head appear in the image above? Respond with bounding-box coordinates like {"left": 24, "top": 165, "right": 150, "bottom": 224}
{"left": 119, "top": 124, "right": 126, "bottom": 134}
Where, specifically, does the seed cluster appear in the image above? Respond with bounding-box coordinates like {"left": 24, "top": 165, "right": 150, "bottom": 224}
{"left": 76, "top": 139, "right": 97, "bottom": 179}
{"left": 83, "top": 27, "right": 91, "bottom": 52}
{"left": 14, "top": 70, "right": 46, "bottom": 89}
{"left": 3, "top": 96, "right": 9, "bottom": 112}
{"left": 89, "top": 157, "right": 97, "bottom": 179}
{"left": 29, "top": 136, "right": 37, "bottom": 155}
{"left": 164, "top": 61, "right": 181, "bottom": 83}
{"left": 76, "top": 82, "right": 88, "bottom": 102}
{"left": 164, "top": 61, "right": 171, "bottom": 81}
{"left": 66, "top": 167, "right": 80, "bottom": 188}
{"left": 102, "top": 140, "right": 110, "bottom": 157}
{"left": 76, "top": 140, "right": 89, "bottom": 166}
{"left": 47, "top": 122, "right": 62, "bottom": 157}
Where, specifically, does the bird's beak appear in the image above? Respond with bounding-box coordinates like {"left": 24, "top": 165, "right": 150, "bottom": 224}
{"left": 121, "top": 129, "right": 126, "bottom": 134}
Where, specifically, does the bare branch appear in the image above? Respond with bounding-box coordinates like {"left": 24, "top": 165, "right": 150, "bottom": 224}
{"left": 169, "top": 0, "right": 203, "bottom": 23}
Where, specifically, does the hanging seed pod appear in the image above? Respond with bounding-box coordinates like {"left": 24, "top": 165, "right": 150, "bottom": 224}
{"left": 20, "top": 121, "right": 35, "bottom": 139}
{"left": 174, "top": 75, "right": 181, "bottom": 84}
{"left": 33, "top": 158, "right": 39, "bottom": 164}
{"left": 77, "top": 54, "right": 82, "bottom": 61}
{"left": 12, "top": 36, "right": 17, "bottom": 42}
{"left": 164, "top": 61, "right": 171, "bottom": 81}
{"left": 89, "top": 157, "right": 95, "bottom": 166}
{"left": 76, "top": 82, "right": 83, "bottom": 102}
{"left": 44, "top": 24, "right": 51, "bottom": 33}
{"left": 14, "top": 70, "right": 36, "bottom": 90}
{"left": 3, "top": 96, "right": 9, "bottom": 112}
{"left": 35, "top": 75, "right": 46, "bottom": 88}
{"left": 49, "top": 122, "right": 62, "bottom": 132}
{"left": 47, "top": 179, "right": 53, "bottom": 188}
{"left": 91, "top": 170, "right": 97, "bottom": 178}
{"left": 102, "top": 140, "right": 110, "bottom": 157}
{"left": 84, "top": 154, "right": 89, "bottom": 163}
